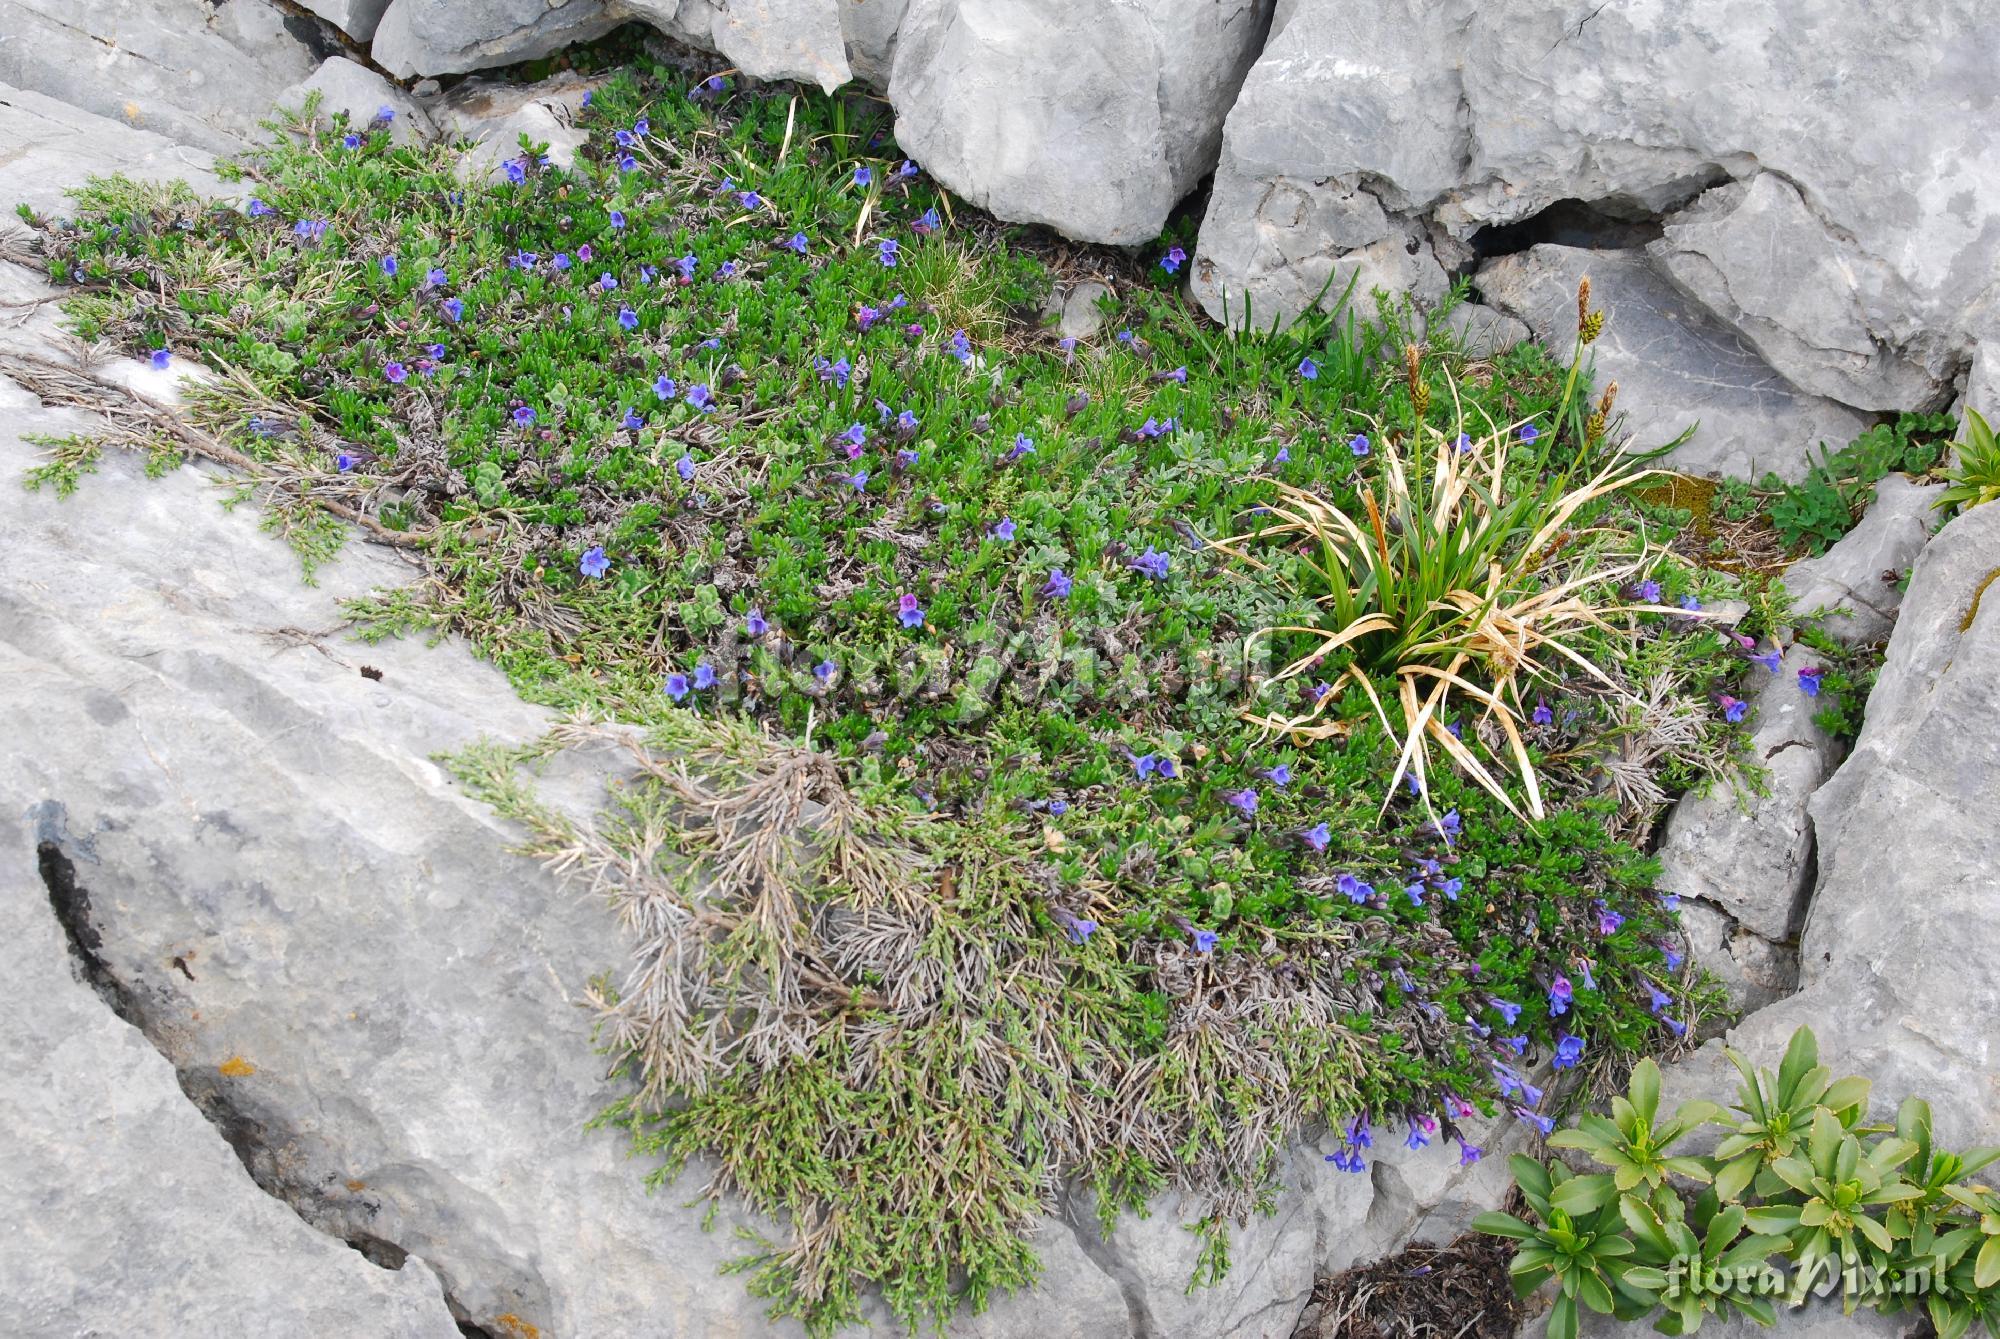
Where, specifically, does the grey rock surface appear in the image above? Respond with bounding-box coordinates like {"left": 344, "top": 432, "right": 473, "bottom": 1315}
{"left": 0, "top": 0, "right": 321, "bottom": 154}
{"left": 661, "top": 0, "right": 854, "bottom": 93}
{"left": 1477, "top": 246, "right": 1870, "bottom": 482}
{"left": 1196, "top": 0, "right": 1999, "bottom": 430}
{"left": 373, "top": 0, "right": 622, "bottom": 79}
{"left": 1, "top": 83, "right": 227, "bottom": 218}
{"left": 836, "top": 0, "right": 910, "bottom": 87}
{"left": 437, "top": 76, "right": 595, "bottom": 181}
{"left": 1781, "top": 475, "right": 1947, "bottom": 646}
{"left": 297, "top": 0, "right": 395, "bottom": 41}
{"left": 1057, "top": 280, "right": 1114, "bottom": 342}
{"left": 889, "top": 0, "right": 1275, "bottom": 244}
{"left": 286, "top": 57, "right": 437, "bottom": 145}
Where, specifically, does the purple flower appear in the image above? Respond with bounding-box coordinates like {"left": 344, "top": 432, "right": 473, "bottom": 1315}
{"left": 1459, "top": 1143, "right": 1483, "bottom": 1167}
{"left": 597, "top": 272, "right": 618, "bottom": 292}
{"left": 608, "top": 210, "right": 626, "bottom": 230}
{"left": 897, "top": 592, "right": 924, "bottom": 628}
{"left": 1531, "top": 698, "right": 1553, "bottom": 726}
{"left": 1647, "top": 985, "right": 1672, "bottom": 1015}
{"left": 1041, "top": 569, "right": 1072, "bottom": 599}
{"left": 1665, "top": 1017, "right": 1688, "bottom": 1037}
{"left": 838, "top": 423, "right": 868, "bottom": 454}
{"left": 1405, "top": 881, "right": 1426, "bottom": 907}
{"left": 913, "top": 207, "right": 942, "bottom": 235}
{"left": 1274, "top": 446, "right": 1291, "bottom": 463}
{"left": 246, "top": 198, "right": 275, "bottom": 217}
{"left": 745, "top": 609, "right": 769, "bottom": 637}
{"left": 1006, "top": 433, "right": 1035, "bottom": 461}
{"left": 676, "top": 254, "right": 698, "bottom": 281}
{"left": 343, "top": 133, "right": 362, "bottom": 150}
{"left": 1160, "top": 245, "right": 1186, "bottom": 274}
{"left": 814, "top": 658, "right": 838, "bottom": 683}
{"left": 617, "top": 153, "right": 639, "bottom": 173}
{"left": 1298, "top": 357, "right": 1319, "bottom": 380}
{"left": 1489, "top": 997, "right": 1523, "bottom": 1025}
{"left": 843, "top": 469, "right": 870, "bottom": 493}
{"left": 442, "top": 297, "right": 465, "bottom": 322}
{"left": 1262, "top": 763, "right": 1292, "bottom": 787}
{"left": 1553, "top": 1033, "right": 1585, "bottom": 1069}
{"left": 622, "top": 408, "right": 644, "bottom": 431}
{"left": 1437, "top": 877, "right": 1462, "bottom": 900}
{"left": 1431, "top": 809, "right": 1462, "bottom": 840}
{"left": 1133, "top": 754, "right": 1159, "bottom": 779}
{"left": 693, "top": 662, "right": 716, "bottom": 691}
{"left": 552, "top": 253, "right": 572, "bottom": 272}
{"left": 1549, "top": 975, "right": 1573, "bottom": 1016}
{"left": 1225, "top": 788, "right": 1259, "bottom": 816}
{"left": 947, "top": 329, "right": 973, "bottom": 365}
{"left": 1750, "top": 647, "right": 1782, "bottom": 673}
{"left": 1336, "top": 873, "right": 1373, "bottom": 904}
{"left": 1455, "top": 433, "right": 1473, "bottom": 453}
{"left": 676, "top": 454, "right": 696, "bottom": 482}
{"left": 664, "top": 672, "right": 691, "bottom": 700}
{"left": 1501, "top": 1034, "right": 1528, "bottom": 1055}
{"left": 1404, "top": 1121, "right": 1430, "bottom": 1151}
{"left": 383, "top": 360, "right": 408, "bottom": 384}
{"left": 1514, "top": 1107, "right": 1556, "bottom": 1136}
{"left": 896, "top": 159, "right": 920, "bottom": 180}
{"left": 1191, "top": 928, "right": 1219, "bottom": 954}
{"left": 580, "top": 546, "right": 610, "bottom": 579}
{"left": 617, "top": 306, "right": 639, "bottom": 331}
{"left": 335, "top": 452, "right": 356, "bottom": 472}
{"left": 896, "top": 409, "right": 920, "bottom": 436}
{"left": 895, "top": 447, "right": 919, "bottom": 469}
{"left": 738, "top": 191, "right": 761, "bottom": 209}
{"left": 1798, "top": 666, "right": 1824, "bottom": 698}
{"left": 292, "top": 218, "right": 328, "bottom": 242}
{"left": 653, "top": 375, "right": 678, "bottom": 401}
{"left": 149, "top": 349, "right": 172, "bottom": 371}
{"left": 816, "top": 356, "right": 852, "bottom": 388}
{"left": 1718, "top": 694, "right": 1748, "bottom": 723}
{"left": 686, "top": 384, "right": 715, "bottom": 413}
{"left": 784, "top": 232, "right": 808, "bottom": 254}
{"left": 1066, "top": 916, "right": 1098, "bottom": 945}
{"left": 380, "top": 255, "right": 399, "bottom": 277}
{"left": 1302, "top": 822, "right": 1331, "bottom": 853}
{"left": 1680, "top": 593, "right": 1704, "bottom": 612}
{"left": 1349, "top": 434, "right": 1371, "bottom": 457}
{"left": 1128, "top": 547, "right": 1170, "bottom": 580}
{"left": 991, "top": 517, "right": 1017, "bottom": 541}
{"left": 1639, "top": 579, "right": 1663, "bottom": 603}
{"left": 1596, "top": 904, "right": 1625, "bottom": 936}
{"left": 512, "top": 406, "right": 537, "bottom": 427}
{"left": 1048, "top": 799, "right": 1068, "bottom": 816}
{"left": 853, "top": 166, "right": 873, "bottom": 188}
{"left": 1519, "top": 424, "right": 1540, "bottom": 444}
{"left": 1162, "top": 366, "right": 1188, "bottom": 384}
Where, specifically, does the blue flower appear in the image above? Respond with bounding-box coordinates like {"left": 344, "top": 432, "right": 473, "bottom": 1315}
{"left": 1639, "top": 579, "right": 1662, "bottom": 603}
{"left": 947, "top": 329, "right": 973, "bottom": 365}
{"left": 1489, "top": 997, "right": 1523, "bottom": 1025}
{"left": 814, "top": 658, "right": 838, "bottom": 682}
{"left": 609, "top": 210, "right": 626, "bottom": 230}
{"left": 876, "top": 239, "right": 900, "bottom": 268}
{"left": 1798, "top": 666, "right": 1824, "bottom": 698}
{"left": 896, "top": 159, "right": 920, "bottom": 180}
{"left": 342, "top": 133, "right": 362, "bottom": 150}
{"left": 1718, "top": 694, "right": 1748, "bottom": 723}
{"left": 1298, "top": 356, "right": 1318, "bottom": 380}
{"left": 853, "top": 166, "right": 873, "bottom": 187}
{"left": 1459, "top": 1143, "right": 1483, "bottom": 1167}
{"left": 380, "top": 255, "right": 399, "bottom": 277}
{"left": 1553, "top": 1033, "right": 1585, "bottom": 1069}
{"left": 1128, "top": 547, "right": 1170, "bottom": 580}
{"left": 246, "top": 198, "right": 275, "bottom": 217}
{"left": 1532, "top": 698, "right": 1553, "bottom": 726}
{"left": 335, "top": 452, "right": 356, "bottom": 472}
{"left": 1597, "top": 904, "right": 1625, "bottom": 935}
{"left": 843, "top": 469, "right": 870, "bottom": 493}
{"left": 1404, "top": 1120, "right": 1430, "bottom": 1151}
{"left": 1405, "top": 881, "right": 1426, "bottom": 907}
{"left": 1549, "top": 976, "right": 1573, "bottom": 1016}
{"left": 738, "top": 191, "right": 761, "bottom": 209}
{"left": 1133, "top": 753, "right": 1158, "bottom": 779}
{"left": 1160, "top": 245, "right": 1186, "bottom": 274}
{"left": 653, "top": 375, "right": 678, "bottom": 401}
{"left": 512, "top": 406, "right": 537, "bottom": 427}
{"left": 676, "top": 454, "right": 696, "bottom": 482}
{"left": 618, "top": 306, "right": 639, "bottom": 331}
{"left": 1191, "top": 928, "right": 1219, "bottom": 954}
{"left": 1519, "top": 424, "right": 1540, "bottom": 443}
{"left": 1336, "top": 874, "right": 1373, "bottom": 904}
{"left": 580, "top": 546, "right": 610, "bottom": 578}
{"left": 914, "top": 207, "right": 942, "bottom": 234}
{"left": 1225, "top": 789, "right": 1259, "bottom": 816}
{"left": 897, "top": 593, "right": 924, "bottom": 628}
{"left": 1501, "top": 1034, "right": 1528, "bottom": 1055}
{"left": 991, "top": 517, "right": 1017, "bottom": 541}
{"left": 676, "top": 254, "right": 698, "bottom": 281}
{"left": 686, "top": 384, "right": 715, "bottom": 413}
{"left": 1302, "top": 822, "right": 1331, "bottom": 852}
{"left": 442, "top": 297, "right": 466, "bottom": 322}
{"left": 1514, "top": 1107, "right": 1556, "bottom": 1135}
{"left": 1455, "top": 433, "right": 1473, "bottom": 453}
{"left": 383, "top": 360, "right": 408, "bottom": 384}
{"left": 1262, "top": 763, "right": 1292, "bottom": 787}
{"left": 745, "top": 609, "right": 769, "bottom": 636}
{"left": 1041, "top": 569, "right": 1072, "bottom": 599}
{"left": 149, "top": 349, "right": 172, "bottom": 371}
{"left": 622, "top": 408, "right": 644, "bottom": 431}
{"left": 1006, "top": 433, "right": 1035, "bottom": 461}
{"left": 1066, "top": 916, "right": 1098, "bottom": 945}
{"left": 692, "top": 662, "right": 717, "bottom": 691}
{"left": 662, "top": 671, "right": 692, "bottom": 700}
{"left": 1349, "top": 434, "right": 1371, "bottom": 457}
{"left": 1647, "top": 985, "right": 1672, "bottom": 1015}
{"left": 292, "top": 218, "right": 328, "bottom": 241}
{"left": 617, "top": 153, "right": 639, "bottom": 173}
{"left": 1680, "top": 593, "right": 1704, "bottom": 612}
{"left": 551, "top": 252, "right": 572, "bottom": 272}
{"left": 785, "top": 232, "right": 808, "bottom": 254}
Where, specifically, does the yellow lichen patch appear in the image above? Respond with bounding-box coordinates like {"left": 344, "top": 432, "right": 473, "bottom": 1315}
{"left": 1633, "top": 473, "right": 1720, "bottom": 538}
{"left": 217, "top": 1055, "right": 256, "bottom": 1077}
{"left": 344, "top": 1179, "right": 367, "bottom": 1192}
{"left": 1961, "top": 566, "right": 2000, "bottom": 633}
{"left": 493, "top": 1316, "right": 541, "bottom": 1339}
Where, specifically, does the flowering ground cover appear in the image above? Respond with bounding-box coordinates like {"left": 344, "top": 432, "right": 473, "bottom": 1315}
{"left": 23, "top": 56, "right": 1789, "bottom": 1335}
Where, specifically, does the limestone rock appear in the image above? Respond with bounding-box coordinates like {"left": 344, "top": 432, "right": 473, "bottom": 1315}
{"left": 655, "top": 0, "right": 854, "bottom": 93}
{"left": 0, "top": 0, "right": 321, "bottom": 154}
{"left": 372, "top": 0, "right": 621, "bottom": 79}
{"left": 1656, "top": 643, "right": 1842, "bottom": 946}
{"left": 286, "top": 57, "right": 437, "bottom": 145}
{"left": 889, "top": 0, "right": 1275, "bottom": 245}
{"left": 836, "top": 0, "right": 910, "bottom": 87}
{"left": 1432, "top": 302, "right": 1530, "bottom": 356}
{"left": 1780, "top": 474, "right": 1947, "bottom": 646}
{"left": 297, "top": 0, "right": 394, "bottom": 41}
{"left": 1057, "top": 280, "right": 1114, "bottom": 342}
{"left": 1477, "top": 246, "right": 1870, "bottom": 482}
{"left": 438, "top": 76, "right": 595, "bottom": 181}
{"left": 0, "top": 83, "right": 226, "bottom": 219}
{"left": 1650, "top": 175, "right": 1951, "bottom": 413}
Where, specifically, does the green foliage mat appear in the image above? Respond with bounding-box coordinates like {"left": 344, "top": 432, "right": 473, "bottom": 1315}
{"left": 22, "top": 59, "right": 1755, "bottom": 1335}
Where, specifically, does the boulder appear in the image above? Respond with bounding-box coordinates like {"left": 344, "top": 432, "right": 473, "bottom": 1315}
{"left": 646, "top": 0, "right": 855, "bottom": 93}
{"left": 0, "top": 83, "right": 226, "bottom": 219}
{"left": 1476, "top": 245, "right": 1870, "bottom": 482}
{"left": 285, "top": 57, "right": 437, "bottom": 145}
{"left": 1194, "top": 0, "right": 1999, "bottom": 424}
{"left": 296, "top": 0, "right": 395, "bottom": 41}
{"left": 1780, "top": 474, "right": 1947, "bottom": 646}
{"left": 372, "top": 0, "right": 622, "bottom": 80}
{"left": 835, "top": 0, "right": 911, "bottom": 87}
{"left": 0, "top": 0, "right": 321, "bottom": 154}
{"left": 436, "top": 77, "right": 596, "bottom": 181}
{"left": 889, "top": 0, "right": 1276, "bottom": 245}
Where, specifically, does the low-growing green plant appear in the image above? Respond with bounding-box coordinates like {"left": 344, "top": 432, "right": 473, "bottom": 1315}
{"left": 1761, "top": 412, "right": 1956, "bottom": 554}
{"left": 1937, "top": 408, "right": 2000, "bottom": 514}
{"left": 1480, "top": 1027, "right": 2000, "bottom": 1335}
